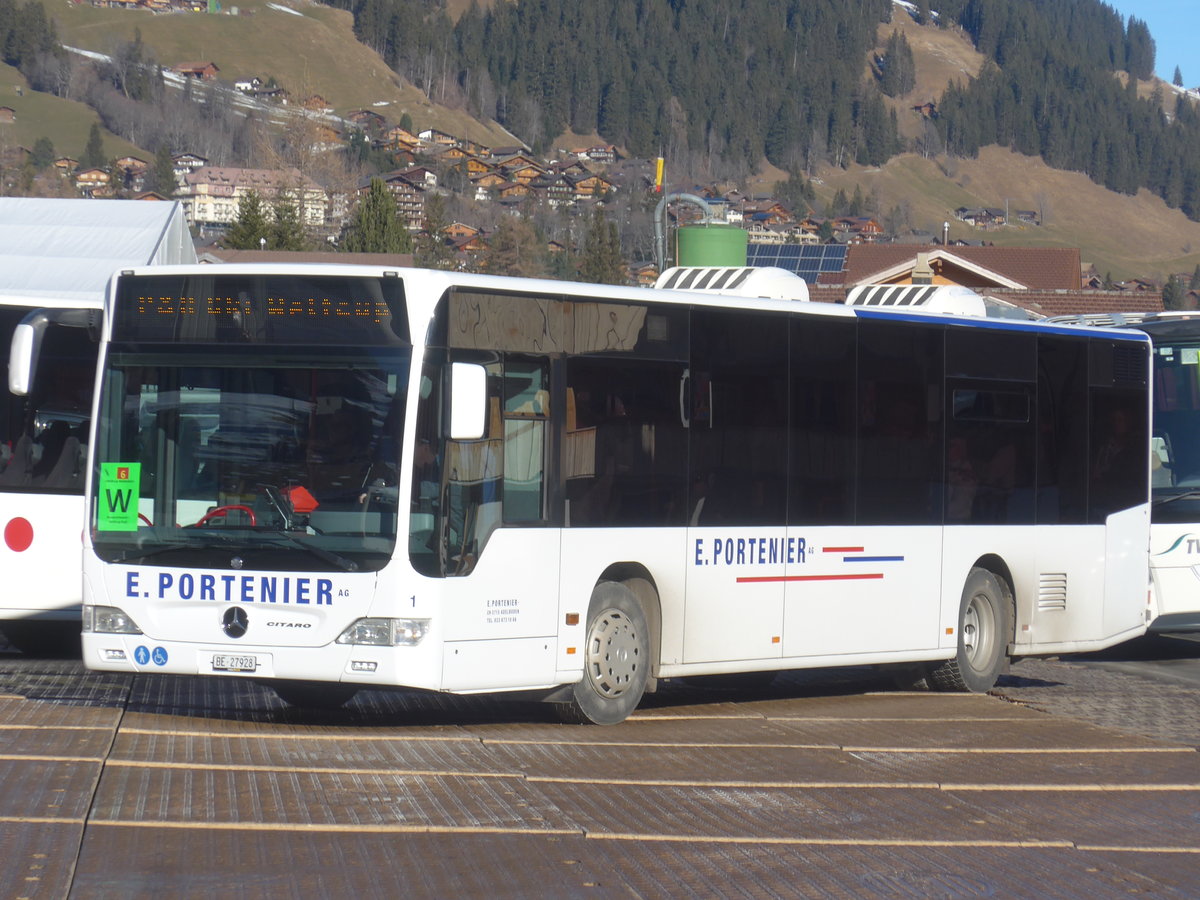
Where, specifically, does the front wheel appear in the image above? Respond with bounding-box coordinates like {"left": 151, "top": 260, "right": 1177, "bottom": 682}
{"left": 556, "top": 581, "right": 650, "bottom": 725}
{"left": 927, "top": 567, "right": 1012, "bottom": 693}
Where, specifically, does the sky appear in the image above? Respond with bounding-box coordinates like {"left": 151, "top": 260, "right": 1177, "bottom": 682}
{"left": 1104, "top": 0, "right": 1200, "bottom": 86}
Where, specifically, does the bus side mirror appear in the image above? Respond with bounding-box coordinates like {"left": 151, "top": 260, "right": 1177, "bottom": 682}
{"left": 9, "top": 320, "right": 39, "bottom": 396}
{"left": 8, "top": 308, "right": 99, "bottom": 396}
{"left": 449, "top": 362, "right": 487, "bottom": 440}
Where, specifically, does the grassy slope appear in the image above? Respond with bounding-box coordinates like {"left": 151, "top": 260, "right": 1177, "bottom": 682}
{"left": 51, "top": 0, "right": 513, "bottom": 146}
{"left": 0, "top": 62, "right": 146, "bottom": 162}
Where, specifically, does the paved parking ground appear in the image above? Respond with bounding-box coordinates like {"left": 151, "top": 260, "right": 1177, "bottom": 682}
{"left": 0, "top": 652, "right": 1197, "bottom": 899}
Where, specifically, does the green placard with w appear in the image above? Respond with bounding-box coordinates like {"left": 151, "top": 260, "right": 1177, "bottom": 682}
{"left": 98, "top": 463, "right": 142, "bottom": 531}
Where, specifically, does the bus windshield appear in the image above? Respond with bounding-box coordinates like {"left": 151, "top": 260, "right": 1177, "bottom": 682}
{"left": 90, "top": 347, "right": 410, "bottom": 572}
{"left": 1149, "top": 336, "right": 1200, "bottom": 518}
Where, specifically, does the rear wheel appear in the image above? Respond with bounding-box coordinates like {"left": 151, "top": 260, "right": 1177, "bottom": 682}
{"left": 928, "top": 567, "right": 1011, "bottom": 693}
{"left": 556, "top": 581, "right": 650, "bottom": 725}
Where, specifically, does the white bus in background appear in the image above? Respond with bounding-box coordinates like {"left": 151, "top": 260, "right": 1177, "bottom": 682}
{"left": 1, "top": 302, "right": 99, "bottom": 652}
{"left": 76, "top": 265, "right": 1152, "bottom": 723}
{"left": 0, "top": 198, "right": 195, "bottom": 654}
{"left": 1051, "top": 311, "right": 1200, "bottom": 631}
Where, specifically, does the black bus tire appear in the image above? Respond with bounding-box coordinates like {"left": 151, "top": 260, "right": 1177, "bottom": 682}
{"left": 928, "top": 567, "right": 1011, "bottom": 693}
{"left": 556, "top": 581, "right": 650, "bottom": 725}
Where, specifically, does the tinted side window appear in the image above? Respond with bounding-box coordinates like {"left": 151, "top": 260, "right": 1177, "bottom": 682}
{"left": 0, "top": 313, "right": 96, "bottom": 494}
{"left": 789, "top": 315, "right": 856, "bottom": 525}
{"left": 857, "top": 318, "right": 944, "bottom": 525}
{"left": 689, "top": 309, "right": 788, "bottom": 526}
{"left": 1089, "top": 339, "right": 1149, "bottom": 521}
{"left": 565, "top": 357, "right": 687, "bottom": 527}
{"left": 1036, "top": 336, "right": 1089, "bottom": 524}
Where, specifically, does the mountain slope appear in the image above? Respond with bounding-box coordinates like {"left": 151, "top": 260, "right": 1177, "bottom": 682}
{"left": 50, "top": 0, "right": 512, "bottom": 146}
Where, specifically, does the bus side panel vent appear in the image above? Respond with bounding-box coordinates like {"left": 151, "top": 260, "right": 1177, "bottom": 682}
{"left": 1112, "top": 345, "right": 1148, "bottom": 387}
{"left": 1037, "top": 573, "right": 1068, "bottom": 611}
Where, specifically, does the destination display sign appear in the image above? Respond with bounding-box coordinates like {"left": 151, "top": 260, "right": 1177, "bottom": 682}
{"left": 112, "top": 273, "right": 410, "bottom": 345}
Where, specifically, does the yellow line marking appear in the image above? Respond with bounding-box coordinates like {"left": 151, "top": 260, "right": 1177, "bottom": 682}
{"left": 482, "top": 739, "right": 837, "bottom": 749}
{"left": 89, "top": 820, "right": 579, "bottom": 836}
{"left": 103, "top": 759, "right": 520, "bottom": 779}
{"left": 591, "top": 833, "right": 1078, "bottom": 849}
{"left": 0, "top": 816, "right": 86, "bottom": 825}
{"left": 943, "top": 784, "right": 1200, "bottom": 792}
{"left": 843, "top": 746, "right": 1194, "bottom": 754}
{"left": 0, "top": 725, "right": 114, "bottom": 732}
{"left": 1078, "top": 844, "right": 1200, "bottom": 854}
{"left": 767, "top": 716, "right": 1042, "bottom": 722}
{"left": 529, "top": 777, "right": 940, "bottom": 789}
{"left": 118, "top": 728, "right": 477, "bottom": 742}
{"left": 529, "top": 776, "right": 1200, "bottom": 792}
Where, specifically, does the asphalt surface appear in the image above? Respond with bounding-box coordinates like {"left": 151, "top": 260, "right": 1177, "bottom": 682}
{"left": 0, "top": 632, "right": 1197, "bottom": 899}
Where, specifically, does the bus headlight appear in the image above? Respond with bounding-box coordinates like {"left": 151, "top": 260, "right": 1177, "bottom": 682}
{"left": 336, "top": 618, "right": 430, "bottom": 647}
{"left": 84, "top": 605, "right": 143, "bottom": 635}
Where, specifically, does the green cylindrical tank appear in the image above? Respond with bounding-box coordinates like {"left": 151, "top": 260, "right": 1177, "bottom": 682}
{"left": 676, "top": 224, "right": 748, "bottom": 267}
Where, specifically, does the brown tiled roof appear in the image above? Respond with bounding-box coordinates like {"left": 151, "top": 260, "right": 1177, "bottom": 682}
{"left": 983, "top": 289, "right": 1162, "bottom": 318}
{"left": 841, "top": 244, "right": 1081, "bottom": 290}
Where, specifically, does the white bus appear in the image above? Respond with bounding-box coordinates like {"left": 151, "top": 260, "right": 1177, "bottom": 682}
{"left": 1, "top": 301, "right": 99, "bottom": 652}
{"left": 79, "top": 265, "right": 1152, "bottom": 723}
{"left": 1050, "top": 311, "right": 1200, "bottom": 631}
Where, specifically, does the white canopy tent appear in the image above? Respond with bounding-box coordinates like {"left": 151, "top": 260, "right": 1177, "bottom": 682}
{"left": 0, "top": 198, "right": 196, "bottom": 310}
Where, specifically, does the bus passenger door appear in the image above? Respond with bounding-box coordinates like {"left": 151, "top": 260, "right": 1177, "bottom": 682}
{"left": 684, "top": 310, "right": 788, "bottom": 664}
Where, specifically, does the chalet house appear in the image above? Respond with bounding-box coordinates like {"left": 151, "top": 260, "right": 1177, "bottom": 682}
{"left": 450, "top": 233, "right": 489, "bottom": 260}
{"left": 1013, "top": 209, "right": 1040, "bottom": 225}
{"left": 74, "top": 167, "right": 111, "bottom": 198}
{"left": 439, "top": 145, "right": 471, "bottom": 162}
{"left": 741, "top": 199, "right": 794, "bottom": 225}
{"left": 0, "top": 107, "right": 14, "bottom": 124}
{"left": 487, "top": 146, "right": 528, "bottom": 159}
{"left": 398, "top": 166, "right": 437, "bottom": 188}
{"left": 251, "top": 87, "right": 289, "bottom": 104}
{"left": 382, "top": 126, "right": 420, "bottom": 147}
{"left": 531, "top": 174, "right": 574, "bottom": 207}
{"left": 836, "top": 216, "right": 883, "bottom": 240}
{"left": 954, "top": 207, "right": 1007, "bottom": 227}
{"left": 172, "top": 153, "right": 208, "bottom": 183}
{"left": 172, "top": 62, "right": 219, "bottom": 81}
{"left": 418, "top": 128, "right": 458, "bottom": 146}
{"left": 470, "top": 171, "right": 506, "bottom": 201}
{"left": 464, "top": 157, "right": 494, "bottom": 176}
{"left": 93, "top": 0, "right": 140, "bottom": 9}
{"left": 912, "top": 101, "right": 937, "bottom": 119}
{"left": 234, "top": 77, "right": 263, "bottom": 93}
{"left": 503, "top": 162, "right": 548, "bottom": 185}
{"left": 571, "top": 172, "right": 614, "bottom": 198}
{"left": 496, "top": 182, "right": 532, "bottom": 201}
{"left": 460, "top": 139, "right": 491, "bottom": 157}
{"left": 347, "top": 109, "right": 386, "bottom": 131}
{"left": 53, "top": 157, "right": 78, "bottom": 176}
{"left": 301, "top": 95, "right": 332, "bottom": 113}
{"left": 581, "top": 145, "right": 618, "bottom": 164}
{"left": 443, "top": 222, "right": 480, "bottom": 240}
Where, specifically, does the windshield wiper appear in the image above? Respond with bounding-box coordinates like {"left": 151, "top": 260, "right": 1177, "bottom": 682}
{"left": 110, "top": 542, "right": 191, "bottom": 564}
{"left": 109, "top": 534, "right": 241, "bottom": 564}
{"left": 1153, "top": 489, "right": 1200, "bottom": 508}
{"left": 258, "top": 532, "right": 360, "bottom": 572}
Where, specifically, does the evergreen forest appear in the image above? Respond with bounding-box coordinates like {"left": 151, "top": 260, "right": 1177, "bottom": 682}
{"left": 326, "top": 0, "right": 1200, "bottom": 220}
